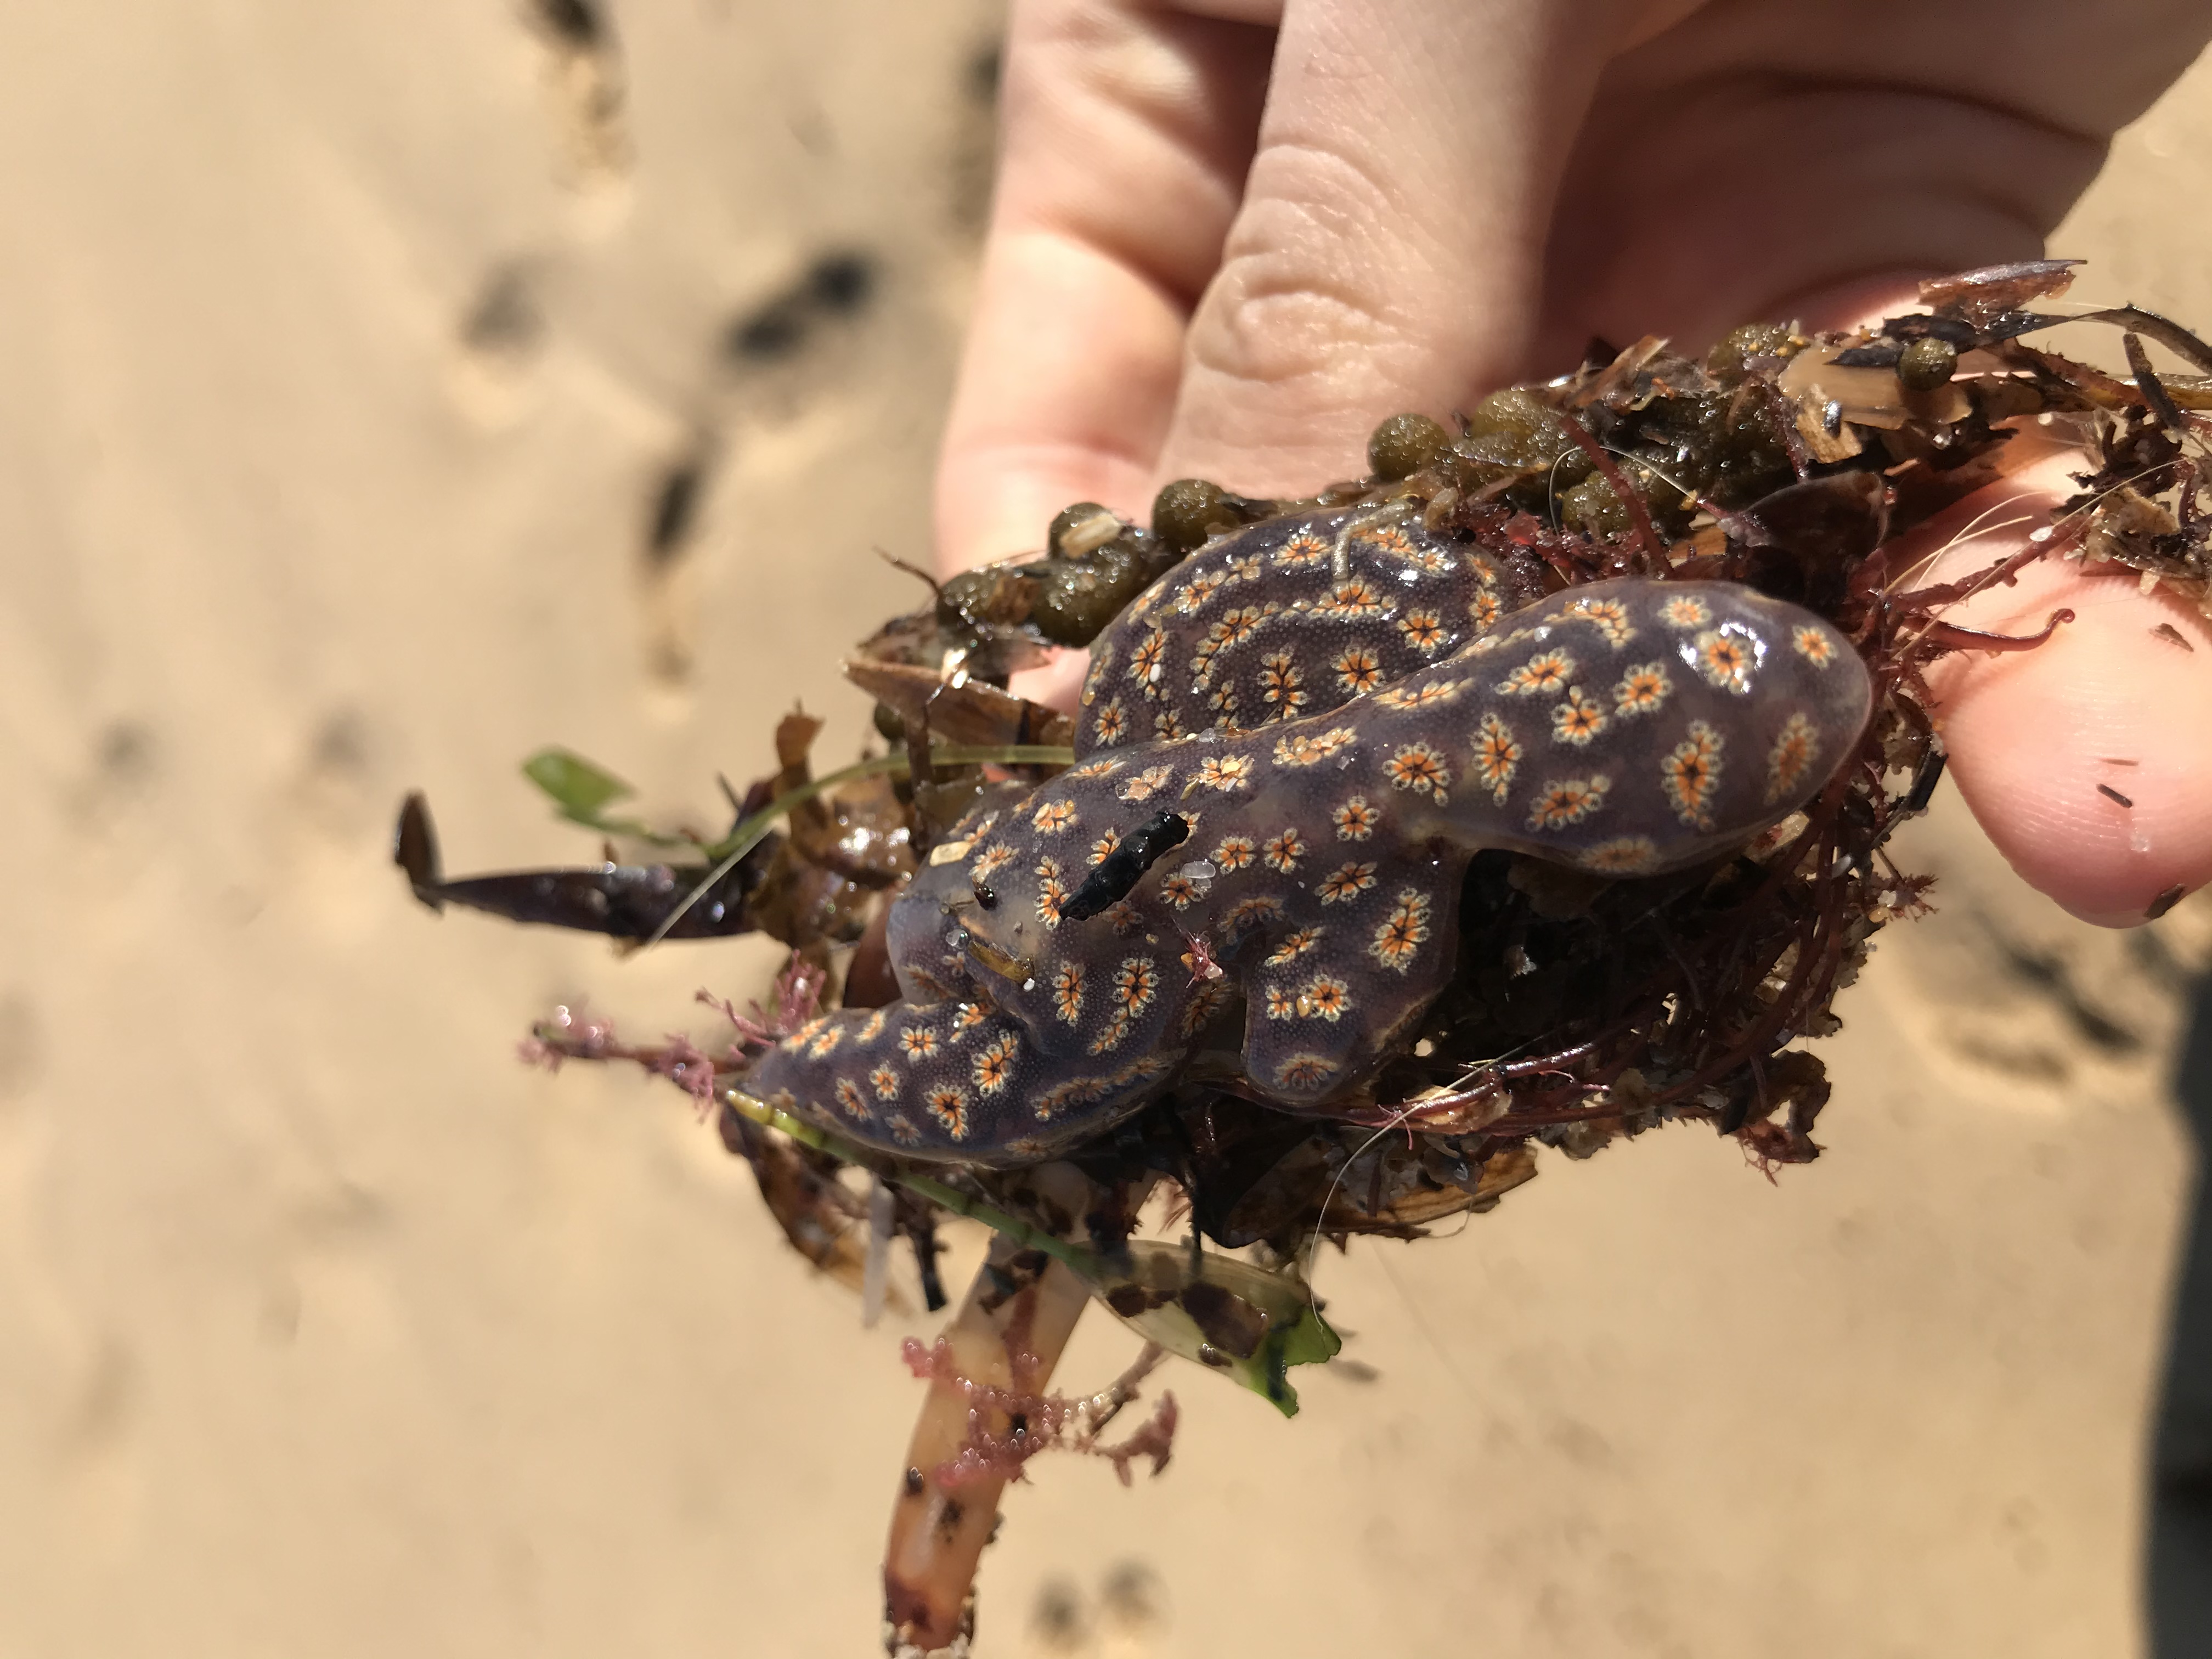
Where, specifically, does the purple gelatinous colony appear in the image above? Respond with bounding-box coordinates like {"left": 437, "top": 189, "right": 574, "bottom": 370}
{"left": 744, "top": 506, "right": 1872, "bottom": 1163}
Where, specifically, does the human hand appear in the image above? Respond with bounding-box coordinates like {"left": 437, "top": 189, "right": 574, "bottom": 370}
{"left": 932, "top": 0, "right": 2212, "bottom": 924}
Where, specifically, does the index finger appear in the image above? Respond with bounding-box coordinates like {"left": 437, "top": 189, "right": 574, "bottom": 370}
{"left": 932, "top": 0, "right": 1276, "bottom": 573}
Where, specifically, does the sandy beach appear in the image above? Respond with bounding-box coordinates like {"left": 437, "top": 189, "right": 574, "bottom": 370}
{"left": 4, "top": 5, "right": 2212, "bottom": 1654}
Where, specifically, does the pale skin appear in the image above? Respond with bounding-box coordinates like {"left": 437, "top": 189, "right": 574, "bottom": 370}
{"left": 933, "top": 0, "right": 2212, "bottom": 927}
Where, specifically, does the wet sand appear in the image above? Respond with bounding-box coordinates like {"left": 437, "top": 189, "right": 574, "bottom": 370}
{"left": 2, "top": 8, "right": 2210, "bottom": 1655}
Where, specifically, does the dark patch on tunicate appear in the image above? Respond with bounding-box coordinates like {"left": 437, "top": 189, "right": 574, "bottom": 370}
{"left": 1062, "top": 812, "right": 1188, "bottom": 922}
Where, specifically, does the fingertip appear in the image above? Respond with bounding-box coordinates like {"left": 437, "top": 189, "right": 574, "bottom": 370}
{"left": 1929, "top": 549, "right": 2212, "bottom": 929}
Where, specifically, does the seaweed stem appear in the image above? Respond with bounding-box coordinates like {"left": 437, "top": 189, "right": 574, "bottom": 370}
{"left": 1910, "top": 608, "right": 2075, "bottom": 656}
{"left": 642, "top": 742, "right": 1076, "bottom": 949}
{"left": 1554, "top": 407, "right": 1663, "bottom": 568}
{"left": 714, "top": 1083, "right": 1105, "bottom": 1277}
{"left": 2125, "top": 332, "right": 2190, "bottom": 434}
{"left": 883, "top": 1171, "right": 1098, "bottom": 1656}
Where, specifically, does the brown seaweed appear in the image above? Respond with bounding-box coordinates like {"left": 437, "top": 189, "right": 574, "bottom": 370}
{"left": 393, "top": 790, "right": 772, "bottom": 939}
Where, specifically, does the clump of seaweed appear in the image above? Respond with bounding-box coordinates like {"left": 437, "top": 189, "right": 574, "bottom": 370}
{"left": 399, "top": 261, "right": 2211, "bottom": 1655}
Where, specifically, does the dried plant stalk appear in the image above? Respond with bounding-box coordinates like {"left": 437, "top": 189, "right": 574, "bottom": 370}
{"left": 883, "top": 1244, "right": 1092, "bottom": 1655}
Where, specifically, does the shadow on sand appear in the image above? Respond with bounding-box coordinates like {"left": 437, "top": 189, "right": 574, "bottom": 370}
{"left": 2153, "top": 973, "right": 2212, "bottom": 1652}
